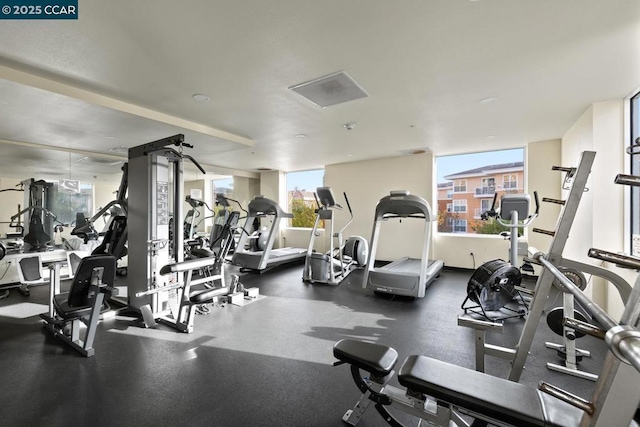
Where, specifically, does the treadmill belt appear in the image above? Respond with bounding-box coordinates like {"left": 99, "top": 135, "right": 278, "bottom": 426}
{"left": 269, "top": 247, "right": 306, "bottom": 258}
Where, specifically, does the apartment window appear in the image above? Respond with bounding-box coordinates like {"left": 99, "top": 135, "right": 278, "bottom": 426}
{"left": 50, "top": 182, "right": 93, "bottom": 226}
{"left": 480, "top": 198, "right": 493, "bottom": 213}
{"left": 286, "top": 169, "right": 324, "bottom": 228}
{"left": 453, "top": 219, "right": 467, "bottom": 233}
{"left": 446, "top": 203, "right": 452, "bottom": 213}
{"left": 453, "top": 199, "right": 467, "bottom": 213}
{"left": 453, "top": 180, "right": 467, "bottom": 192}
{"left": 436, "top": 148, "right": 524, "bottom": 235}
{"left": 630, "top": 92, "right": 640, "bottom": 256}
{"left": 503, "top": 174, "right": 518, "bottom": 190}
{"left": 446, "top": 191, "right": 453, "bottom": 199}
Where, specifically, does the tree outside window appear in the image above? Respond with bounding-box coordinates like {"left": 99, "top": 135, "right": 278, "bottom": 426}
{"left": 286, "top": 169, "right": 324, "bottom": 228}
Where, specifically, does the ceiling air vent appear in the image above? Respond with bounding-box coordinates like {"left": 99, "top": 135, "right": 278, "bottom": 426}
{"left": 289, "top": 71, "right": 369, "bottom": 108}
{"left": 76, "top": 156, "right": 122, "bottom": 166}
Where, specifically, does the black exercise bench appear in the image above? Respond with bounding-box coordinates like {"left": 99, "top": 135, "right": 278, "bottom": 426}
{"left": 333, "top": 339, "right": 585, "bottom": 427}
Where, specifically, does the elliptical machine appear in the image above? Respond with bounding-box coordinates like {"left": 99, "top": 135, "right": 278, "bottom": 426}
{"left": 462, "top": 191, "right": 539, "bottom": 321}
{"left": 303, "top": 187, "right": 368, "bottom": 285}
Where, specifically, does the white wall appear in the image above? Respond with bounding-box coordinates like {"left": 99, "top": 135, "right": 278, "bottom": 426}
{"left": 561, "top": 100, "right": 631, "bottom": 319}
{"left": 325, "top": 154, "right": 433, "bottom": 261}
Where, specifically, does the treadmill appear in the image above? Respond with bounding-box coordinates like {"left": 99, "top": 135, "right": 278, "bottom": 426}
{"left": 363, "top": 191, "right": 444, "bottom": 298}
{"left": 232, "top": 196, "right": 306, "bottom": 272}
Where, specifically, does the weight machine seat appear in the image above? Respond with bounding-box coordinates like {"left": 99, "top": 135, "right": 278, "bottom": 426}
{"left": 398, "top": 355, "right": 584, "bottom": 427}
{"left": 52, "top": 255, "right": 116, "bottom": 320}
{"left": 190, "top": 247, "right": 213, "bottom": 258}
{"left": 333, "top": 339, "right": 398, "bottom": 377}
{"left": 189, "top": 286, "right": 230, "bottom": 304}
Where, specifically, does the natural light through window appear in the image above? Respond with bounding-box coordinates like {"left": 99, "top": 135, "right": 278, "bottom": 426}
{"left": 286, "top": 169, "right": 324, "bottom": 228}
{"left": 436, "top": 148, "right": 525, "bottom": 235}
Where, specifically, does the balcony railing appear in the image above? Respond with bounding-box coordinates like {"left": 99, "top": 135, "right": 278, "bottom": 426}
{"left": 475, "top": 186, "right": 495, "bottom": 196}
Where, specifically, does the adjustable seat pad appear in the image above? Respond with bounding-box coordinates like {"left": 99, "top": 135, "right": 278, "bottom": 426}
{"left": 333, "top": 339, "right": 398, "bottom": 377}
{"left": 398, "top": 355, "right": 584, "bottom": 427}
{"left": 53, "top": 293, "right": 93, "bottom": 319}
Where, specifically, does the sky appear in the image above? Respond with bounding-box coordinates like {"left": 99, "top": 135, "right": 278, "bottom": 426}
{"left": 436, "top": 148, "right": 524, "bottom": 183}
{"left": 286, "top": 169, "right": 325, "bottom": 191}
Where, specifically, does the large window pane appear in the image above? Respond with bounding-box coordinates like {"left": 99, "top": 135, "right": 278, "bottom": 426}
{"left": 286, "top": 169, "right": 324, "bottom": 228}
{"left": 212, "top": 177, "right": 234, "bottom": 198}
{"left": 436, "top": 148, "right": 524, "bottom": 235}
{"left": 50, "top": 182, "right": 93, "bottom": 226}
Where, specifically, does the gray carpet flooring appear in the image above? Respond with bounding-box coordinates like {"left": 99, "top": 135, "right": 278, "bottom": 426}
{"left": 0, "top": 263, "right": 608, "bottom": 426}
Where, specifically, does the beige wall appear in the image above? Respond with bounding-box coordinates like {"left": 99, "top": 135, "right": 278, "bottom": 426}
{"left": 325, "top": 153, "right": 434, "bottom": 261}
{"left": 561, "top": 100, "right": 631, "bottom": 319}
{"left": 526, "top": 139, "right": 562, "bottom": 267}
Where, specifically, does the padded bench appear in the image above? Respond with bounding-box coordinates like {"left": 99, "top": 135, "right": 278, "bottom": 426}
{"left": 334, "top": 339, "right": 398, "bottom": 377}
{"left": 334, "top": 339, "right": 585, "bottom": 427}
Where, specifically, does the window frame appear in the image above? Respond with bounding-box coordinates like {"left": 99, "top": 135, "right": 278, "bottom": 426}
{"left": 453, "top": 199, "right": 467, "bottom": 213}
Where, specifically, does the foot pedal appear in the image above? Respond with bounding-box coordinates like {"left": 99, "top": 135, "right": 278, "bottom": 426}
{"left": 140, "top": 304, "right": 158, "bottom": 328}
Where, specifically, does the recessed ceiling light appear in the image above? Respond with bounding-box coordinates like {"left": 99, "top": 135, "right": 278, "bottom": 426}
{"left": 192, "top": 94, "right": 210, "bottom": 102}
{"left": 485, "top": 135, "right": 496, "bottom": 139}
{"left": 343, "top": 123, "right": 356, "bottom": 131}
{"left": 479, "top": 97, "right": 497, "bottom": 104}
{"left": 295, "top": 134, "right": 307, "bottom": 138}
{"left": 347, "top": 154, "right": 353, "bottom": 157}
{"left": 104, "top": 136, "right": 117, "bottom": 140}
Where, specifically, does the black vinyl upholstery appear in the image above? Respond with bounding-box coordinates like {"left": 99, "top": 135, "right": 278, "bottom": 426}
{"left": 398, "top": 355, "right": 584, "bottom": 427}
{"left": 53, "top": 255, "right": 116, "bottom": 319}
{"left": 92, "top": 216, "right": 127, "bottom": 260}
{"left": 333, "top": 339, "right": 398, "bottom": 377}
{"left": 23, "top": 214, "right": 51, "bottom": 248}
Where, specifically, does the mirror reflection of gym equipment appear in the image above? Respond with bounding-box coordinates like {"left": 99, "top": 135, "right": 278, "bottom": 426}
{"left": 232, "top": 196, "right": 308, "bottom": 272}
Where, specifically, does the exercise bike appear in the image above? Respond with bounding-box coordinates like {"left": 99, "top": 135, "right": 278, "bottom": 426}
{"left": 461, "top": 191, "right": 539, "bottom": 321}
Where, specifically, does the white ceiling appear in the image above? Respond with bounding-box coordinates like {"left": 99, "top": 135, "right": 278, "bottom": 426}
{"left": 0, "top": 0, "right": 638, "bottom": 183}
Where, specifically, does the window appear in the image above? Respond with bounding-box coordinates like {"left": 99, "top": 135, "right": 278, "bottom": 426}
{"left": 453, "top": 200, "right": 467, "bottom": 213}
{"left": 630, "top": 92, "right": 640, "bottom": 256}
{"left": 212, "top": 177, "right": 234, "bottom": 199}
{"left": 446, "top": 191, "right": 453, "bottom": 199}
{"left": 453, "top": 219, "right": 467, "bottom": 233}
{"left": 453, "top": 180, "right": 467, "bottom": 192}
{"left": 446, "top": 203, "right": 452, "bottom": 213}
{"left": 503, "top": 174, "right": 518, "bottom": 190}
{"left": 436, "top": 148, "right": 525, "bottom": 235}
{"left": 50, "top": 182, "right": 93, "bottom": 226}
{"left": 286, "top": 169, "right": 324, "bottom": 228}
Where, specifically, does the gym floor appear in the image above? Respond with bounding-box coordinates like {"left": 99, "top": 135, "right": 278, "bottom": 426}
{"left": 0, "top": 264, "right": 607, "bottom": 426}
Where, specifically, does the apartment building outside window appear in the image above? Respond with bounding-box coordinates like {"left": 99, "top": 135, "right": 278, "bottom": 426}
{"left": 436, "top": 148, "right": 525, "bottom": 235}
{"left": 286, "top": 169, "right": 324, "bottom": 228}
